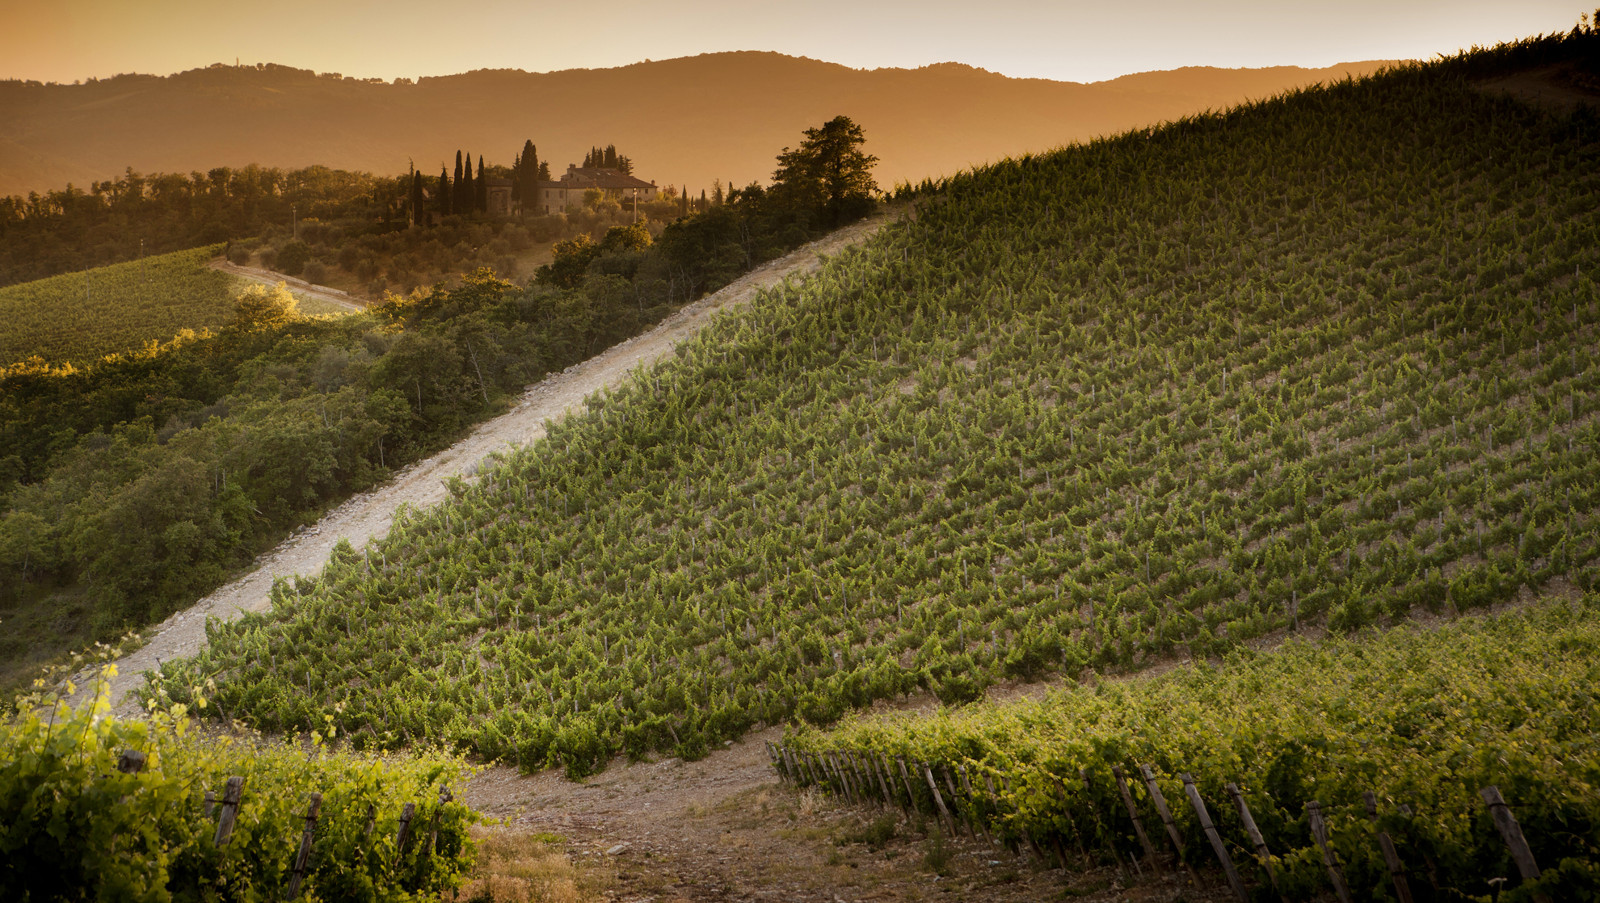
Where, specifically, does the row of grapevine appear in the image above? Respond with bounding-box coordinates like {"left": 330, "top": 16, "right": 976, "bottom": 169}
{"left": 154, "top": 30, "right": 1600, "bottom": 775}
{"left": 2, "top": 670, "right": 476, "bottom": 900}
{"left": 0, "top": 245, "right": 237, "bottom": 366}
{"left": 781, "top": 599, "right": 1600, "bottom": 900}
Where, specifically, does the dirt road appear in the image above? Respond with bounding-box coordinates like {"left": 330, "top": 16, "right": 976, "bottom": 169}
{"left": 101, "top": 215, "right": 888, "bottom": 715}
{"left": 209, "top": 258, "right": 365, "bottom": 313}
{"left": 460, "top": 725, "right": 1214, "bottom": 903}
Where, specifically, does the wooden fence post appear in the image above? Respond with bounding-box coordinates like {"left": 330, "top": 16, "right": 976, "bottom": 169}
{"left": 1306, "top": 801, "right": 1354, "bottom": 903}
{"left": 920, "top": 761, "right": 957, "bottom": 836}
{"left": 851, "top": 753, "right": 871, "bottom": 803}
{"left": 428, "top": 786, "right": 452, "bottom": 857}
{"left": 870, "top": 754, "right": 894, "bottom": 807}
{"left": 1180, "top": 774, "right": 1248, "bottom": 902}
{"left": 984, "top": 772, "right": 1022, "bottom": 855}
{"left": 886, "top": 754, "right": 908, "bottom": 812}
{"left": 961, "top": 766, "right": 994, "bottom": 844}
{"left": 1362, "top": 791, "right": 1414, "bottom": 903}
{"left": 393, "top": 802, "right": 416, "bottom": 868}
{"left": 204, "top": 790, "right": 217, "bottom": 818}
{"left": 285, "top": 793, "right": 322, "bottom": 900}
{"left": 898, "top": 757, "right": 924, "bottom": 817}
{"left": 1139, "top": 764, "right": 1197, "bottom": 885}
{"left": 833, "top": 753, "right": 857, "bottom": 802}
{"left": 1112, "top": 765, "right": 1162, "bottom": 874}
{"left": 1226, "top": 782, "right": 1279, "bottom": 896}
{"left": 1088, "top": 765, "right": 1139, "bottom": 877}
{"left": 1480, "top": 786, "right": 1549, "bottom": 903}
{"left": 941, "top": 765, "right": 974, "bottom": 837}
{"left": 214, "top": 777, "right": 245, "bottom": 847}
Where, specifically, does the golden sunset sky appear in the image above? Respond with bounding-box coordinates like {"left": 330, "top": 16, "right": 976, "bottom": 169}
{"left": 1, "top": 0, "right": 1588, "bottom": 84}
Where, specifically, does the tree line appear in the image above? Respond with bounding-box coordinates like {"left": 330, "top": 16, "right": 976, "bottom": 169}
{"left": 0, "top": 116, "right": 880, "bottom": 695}
{"left": 0, "top": 166, "right": 407, "bottom": 287}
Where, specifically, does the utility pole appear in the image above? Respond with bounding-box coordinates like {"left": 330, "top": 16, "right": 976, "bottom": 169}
{"left": 292, "top": 203, "right": 298, "bottom": 240}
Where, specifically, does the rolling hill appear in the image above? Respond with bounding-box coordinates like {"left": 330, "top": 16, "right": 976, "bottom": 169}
{"left": 0, "top": 53, "right": 1393, "bottom": 198}
{"left": 153, "top": 25, "right": 1600, "bottom": 791}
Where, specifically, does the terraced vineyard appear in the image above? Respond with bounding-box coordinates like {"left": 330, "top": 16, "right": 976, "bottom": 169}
{"left": 158, "top": 30, "right": 1600, "bottom": 782}
{"left": 0, "top": 245, "right": 234, "bottom": 366}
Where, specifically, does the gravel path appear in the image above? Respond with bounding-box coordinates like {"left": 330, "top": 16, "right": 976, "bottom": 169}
{"left": 100, "top": 215, "right": 888, "bottom": 715}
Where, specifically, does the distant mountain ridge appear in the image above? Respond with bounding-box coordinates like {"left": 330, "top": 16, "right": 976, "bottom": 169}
{"left": 0, "top": 52, "right": 1397, "bottom": 198}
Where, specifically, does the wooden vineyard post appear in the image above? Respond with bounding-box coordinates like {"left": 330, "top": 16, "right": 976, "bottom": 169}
{"left": 1180, "top": 774, "right": 1248, "bottom": 902}
{"left": 214, "top": 777, "right": 245, "bottom": 847}
{"left": 1112, "top": 765, "right": 1162, "bottom": 874}
{"left": 1226, "top": 783, "right": 1279, "bottom": 896}
{"left": 941, "top": 765, "right": 975, "bottom": 837}
{"left": 999, "top": 773, "right": 1049, "bottom": 863}
{"left": 838, "top": 753, "right": 858, "bottom": 801}
{"left": 920, "top": 761, "right": 957, "bottom": 836}
{"left": 204, "top": 791, "right": 217, "bottom": 818}
{"left": 897, "top": 757, "right": 924, "bottom": 817}
{"left": 117, "top": 749, "right": 147, "bottom": 774}
{"left": 1362, "top": 791, "right": 1414, "bottom": 903}
{"left": 1480, "top": 786, "right": 1549, "bottom": 903}
{"left": 843, "top": 753, "right": 863, "bottom": 801}
{"left": 856, "top": 754, "right": 880, "bottom": 806}
{"left": 830, "top": 753, "right": 850, "bottom": 800}
{"left": 428, "top": 786, "right": 453, "bottom": 857}
{"left": 1041, "top": 771, "right": 1087, "bottom": 866}
{"left": 1082, "top": 767, "right": 1133, "bottom": 878}
{"left": 890, "top": 754, "right": 912, "bottom": 812}
{"left": 363, "top": 804, "right": 377, "bottom": 840}
{"left": 876, "top": 752, "right": 902, "bottom": 806}
{"left": 1138, "top": 765, "right": 1193, "bottom": 880}
{"left": 985, "top": 772, "right": 1022, "bottom": 855}
{"left": 285, "top": 793, "right": 322, "bottom": 900}
{"left": 393, "top": 802, "right": 416, "bottom": 869}
{"left": 961, "top": 766, "right": 993, "bottom": 844}
{"left": 1306, "top": 801, "right": 1354, "bottom": 903}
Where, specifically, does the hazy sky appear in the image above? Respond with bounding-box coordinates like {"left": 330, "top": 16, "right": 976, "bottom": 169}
{"left": 1, "top": 1, "right": 1588, "bottom": 84}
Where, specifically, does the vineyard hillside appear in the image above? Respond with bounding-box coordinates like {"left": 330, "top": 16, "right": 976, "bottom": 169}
{"left": 159, "top": 31, "right": 1600, "bottom": 780}
{"left": 0, "top": 246, "right": 234, "bottom": 366}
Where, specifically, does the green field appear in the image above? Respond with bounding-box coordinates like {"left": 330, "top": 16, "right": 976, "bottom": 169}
{"left": 156, "top": 29, "right": 1600, "bottom": 787}
{"left": 0, "top": 245, "right": 235, "bottom": 366}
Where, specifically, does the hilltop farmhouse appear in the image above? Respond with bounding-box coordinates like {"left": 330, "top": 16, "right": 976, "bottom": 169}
{"left": 532, "top": 165, "right": 659, "bottom": 215}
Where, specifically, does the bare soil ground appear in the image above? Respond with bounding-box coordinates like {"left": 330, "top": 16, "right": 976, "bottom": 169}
{"left": 461, "top": 728, "right": 1227, "bottom": 903}
{"left": 97, "top": 214, "right": 889, "bottom": 716}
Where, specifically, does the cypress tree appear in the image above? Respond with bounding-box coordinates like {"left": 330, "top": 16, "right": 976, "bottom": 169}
{"left": 453, "top": 151, "right": 465, "bottom": 213}
{"left": 438, "top": 165, "right": 451, "bottom": 216}
{"left": 517, "top": 140, "right": 539, "bottom": 216}
{"left": 477, "top": 154, "right": 488, "bottom": 213}
{"left": 410, "top": 170, "right": 424, "bottom": 226}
